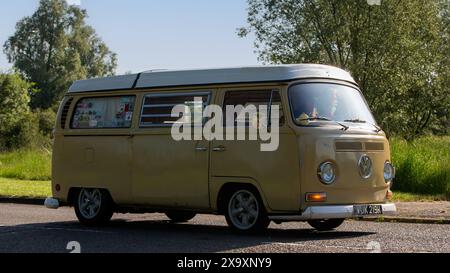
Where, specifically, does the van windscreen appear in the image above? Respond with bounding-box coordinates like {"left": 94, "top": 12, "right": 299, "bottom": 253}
{"left": 289, "top": 83, "right": 376, "bottom": 126}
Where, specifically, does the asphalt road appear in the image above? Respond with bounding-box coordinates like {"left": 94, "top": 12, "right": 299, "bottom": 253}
{"left": 0, "top": 203, "right": 448, "bottom": 253}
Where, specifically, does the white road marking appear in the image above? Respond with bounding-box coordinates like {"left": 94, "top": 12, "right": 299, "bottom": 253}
{"left": 264, "top": 241, "right": 368, "bottom": 251}
{"left": 42, "top": 227, "right": 114, "bottom": 234}
{"left": 263, "top": 241, "right": 435, "bottom": 253}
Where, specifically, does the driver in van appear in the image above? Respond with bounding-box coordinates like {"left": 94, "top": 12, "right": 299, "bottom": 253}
{"left": 295, "top": 89, "right": 338, "bottom": 126}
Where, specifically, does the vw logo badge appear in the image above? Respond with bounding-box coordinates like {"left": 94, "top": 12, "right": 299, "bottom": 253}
{"left": 358, "top": 155, "right": 373, "bottom": 179}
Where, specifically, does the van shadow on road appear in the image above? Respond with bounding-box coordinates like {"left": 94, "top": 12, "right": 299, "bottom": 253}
{"left": 0, "top": 219, "right": 376, "bottom": 253}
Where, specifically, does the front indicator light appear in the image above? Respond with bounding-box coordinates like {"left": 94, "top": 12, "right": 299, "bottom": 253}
{"left": 306, "top": 192, "right": 327, "bottom": 202}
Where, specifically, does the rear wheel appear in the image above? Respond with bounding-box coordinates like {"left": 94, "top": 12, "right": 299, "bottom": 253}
{"left": 308, "top": 219, "right": 345, "bottom": 231}
{"left": 224, "top": 188, "right": 270, "bottom": 233}
{"left": 166, "top": 212, "right": 197, "bottom": 223}
{"left": 74, "top": 188, "right": 113, "bottom": 226}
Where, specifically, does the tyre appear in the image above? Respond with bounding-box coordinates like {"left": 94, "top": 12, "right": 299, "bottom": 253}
{"left": 307, "top": 219, "right": 345, "bottom": 231}
{"left": 166, "top": 212, "right": 197, "bottom": 223}
{"left": 224, "top": 187, "right": 270, "bottom": 233}
{"left": 74, "top": 188, "right": 114, "bottom": 226}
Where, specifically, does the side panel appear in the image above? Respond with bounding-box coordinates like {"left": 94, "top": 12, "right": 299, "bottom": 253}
{"left": 130, "top": 90, "right": 212, "bottom": 209}
{"left": 52, "top": 92, "right": 137, "bottom": 204}
{"left": 210, "top": 86, "right": 301, "bottom": 212}
{"left": 56, "top": 135, "right": 133, "bottom": 203}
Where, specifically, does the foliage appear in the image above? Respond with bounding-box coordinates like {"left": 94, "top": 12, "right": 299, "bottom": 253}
{"left": 0, "top": 73, "right": 37, "bottom": 150}
{"left": 391, "top": 136, "right": 450, "bottom": 197}
{"left": 239, "top": 0, "right": 449, "bottom": 139}
{"left": 0, "top": 73, "right": 31, "bottom": 129}
{"left": 0, "top": 149, "right": 51, "bottom": 181}
{"left": 3, "top": 0, "right": 117, "bottom": 109}
{"left": 35, "top": 108, "right": 57, "bottom": 137}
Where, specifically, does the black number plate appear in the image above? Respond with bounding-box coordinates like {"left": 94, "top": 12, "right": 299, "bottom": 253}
{"left": 353, "top": 205, "right": 383, "bottom": 216}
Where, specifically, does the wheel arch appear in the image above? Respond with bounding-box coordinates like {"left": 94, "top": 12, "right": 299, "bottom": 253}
{"left": 211, "top": 178, "right": 271, "bottom": 214}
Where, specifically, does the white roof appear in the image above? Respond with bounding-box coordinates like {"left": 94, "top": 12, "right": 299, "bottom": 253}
{"left": 67, "top": 64, "right": 357, "bottom": 93}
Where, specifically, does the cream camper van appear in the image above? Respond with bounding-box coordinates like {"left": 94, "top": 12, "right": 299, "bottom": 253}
{"left": 45, "top": 64, "right": 396, "bottom": 232}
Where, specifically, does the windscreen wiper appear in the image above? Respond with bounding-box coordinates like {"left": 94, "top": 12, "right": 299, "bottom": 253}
{"left": 299, "top": 117, "right": 349, "bottom": 131}
{"left": 344, "top": 119, "right": 382, "bottom": 133}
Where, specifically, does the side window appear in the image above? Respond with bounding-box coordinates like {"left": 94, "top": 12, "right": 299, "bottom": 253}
{"left": 71, "top": 96, "right": 135, "bottom": 129}
{"left": 223, "top": 90, "right": 285, "bottom": 126}
{"left": 140, "top": 92, "right": 210, "bottom": 127}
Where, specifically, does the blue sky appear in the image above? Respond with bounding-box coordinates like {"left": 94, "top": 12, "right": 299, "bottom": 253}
{"left": 0, "top": 0, "right": 259, "bottom": 74}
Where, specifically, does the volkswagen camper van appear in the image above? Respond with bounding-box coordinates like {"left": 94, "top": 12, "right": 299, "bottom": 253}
{"left": 45, "top": 64, "right": 396, "bottom": 232}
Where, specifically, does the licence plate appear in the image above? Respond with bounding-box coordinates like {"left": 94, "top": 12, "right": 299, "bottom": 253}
{"left": 353, "top": 205, "right": 383, "bottom": 216}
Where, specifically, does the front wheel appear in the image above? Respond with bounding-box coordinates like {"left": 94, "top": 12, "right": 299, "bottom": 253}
{"left": 74, "top": 188, "right": 114, "bottom": 226}
{"left": 308, "top": 219, "right": 345, "bottom": 231}
{"left": 224, "top": 188, "right": 270, "bottom": 233}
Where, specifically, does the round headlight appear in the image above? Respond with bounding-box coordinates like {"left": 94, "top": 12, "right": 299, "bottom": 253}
{"left": 384, "top": 161, "right": 395, "bottom": 182}
{"left": 318, "top": 162, "right": 336, "bottom": 185}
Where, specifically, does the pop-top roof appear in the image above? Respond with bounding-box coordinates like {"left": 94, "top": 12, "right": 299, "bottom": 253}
{"left": 67, "top": 64, "right": 357, "bottom": 93}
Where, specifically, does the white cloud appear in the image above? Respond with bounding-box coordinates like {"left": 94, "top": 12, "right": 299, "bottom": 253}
{"left": 66, "top": 0, "right": 81, "bottom": 6}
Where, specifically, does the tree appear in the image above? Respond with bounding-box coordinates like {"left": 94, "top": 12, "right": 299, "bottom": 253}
{"left": 0, "top": 73, "right": 31, "bottom": 131}
{"left": 0, "top": 73, "right": 37, "bottom": 150}
{"left": 239, "top": 0, "right": 449, "bottom": 138}
{"left": 3, "top": 0, "right": 117, "bottom": 109}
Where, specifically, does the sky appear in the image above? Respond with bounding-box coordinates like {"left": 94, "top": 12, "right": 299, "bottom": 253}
{"left": 0, "top": 0, "right": 259, "bottom": 75}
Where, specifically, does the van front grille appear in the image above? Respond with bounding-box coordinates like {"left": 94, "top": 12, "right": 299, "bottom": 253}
{"left": 335, "top": 141, "right": 363, "bottom": 151}
{"left": 335, "top": 141, "right": 385, "bottom": 152}
{"left": 60, "top": 98, "right": 73, "bottom": 129}
{"left": 364, "top": 142, "right": 385, "bottom": 151}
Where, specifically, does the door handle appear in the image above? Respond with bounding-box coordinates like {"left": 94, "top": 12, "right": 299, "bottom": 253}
{"left": 213, "top": 146, "right": 227, "bottom": 152}
{"left": 195, "top": 147, "right": 208, "bottom": 152}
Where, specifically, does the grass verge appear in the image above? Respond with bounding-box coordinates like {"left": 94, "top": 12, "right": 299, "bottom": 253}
{"left": 391, "top": 192, "right": 448, "bottom": 202}
{"left": 0, "top": 149, "right": 51, "bottom": 181}
{"left": 0, "top": 177, "right": 51, "bottom": 198}
{"left": 391, "top": 136, "right": 449, "bottom": 197}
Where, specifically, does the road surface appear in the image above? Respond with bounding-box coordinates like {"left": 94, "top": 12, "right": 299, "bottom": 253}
{"left": 0, "top": 203, "right": 448, "bottom": 253}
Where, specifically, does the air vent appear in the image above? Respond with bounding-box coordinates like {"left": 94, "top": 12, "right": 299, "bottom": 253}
{"left": 60, "top": 98, "right": 73, "bottom": 129}
{"left": 335, "top": 142, "right": 363, "bottom": 151}
{"left": 364, "top": 142, "right": 385, "bottom": 151}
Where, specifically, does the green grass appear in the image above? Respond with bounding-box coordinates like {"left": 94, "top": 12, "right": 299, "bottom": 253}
{"left": 0, "top": 177, "right": 51, "bottom": 198}
{"left": 390, "top": 136, "right": 450, "bottom": 198}
{"left": 391, "top": 192, "right": 448, "bottom": 202}
{"left": 0, "top": 149, "right": 51, "bottom": 181}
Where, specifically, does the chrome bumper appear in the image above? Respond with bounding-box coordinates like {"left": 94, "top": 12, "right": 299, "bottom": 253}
{"left": 44, "top": 198, "right": 60, "bottom": 209}
{"left": 270, "top": 203, "right": 397, "bottom": 221}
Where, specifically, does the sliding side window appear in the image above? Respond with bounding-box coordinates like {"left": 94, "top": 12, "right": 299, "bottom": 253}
{"left": 140, "top": 92, "right": 210, "bottom": 127}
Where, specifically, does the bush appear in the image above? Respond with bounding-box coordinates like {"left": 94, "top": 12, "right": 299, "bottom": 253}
{"left": 391, "top": 136, "right": 450, "bottom": 197}
{"left": 35, "top": 108, "right": 56, "bottom": 137}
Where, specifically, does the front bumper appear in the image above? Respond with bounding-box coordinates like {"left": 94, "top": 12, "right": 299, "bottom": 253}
{"left": 269, "top": 203, "right": 396, "bottom": 221}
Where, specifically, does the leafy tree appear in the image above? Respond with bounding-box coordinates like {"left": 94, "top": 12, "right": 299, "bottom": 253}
{"left": 0, "top": 73, "right": 36, "bottom": 150}
{"left": 239, "top": 0, "right": 449, "bottom": 138}
{"left": 0, "top": 73, "right": 31, "bottom": 131}
{"left": 4, "top": 0, "right": 117, "bottom": 109}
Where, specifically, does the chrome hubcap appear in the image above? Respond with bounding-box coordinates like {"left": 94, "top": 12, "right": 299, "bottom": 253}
{"left": 78, "top": 189, "right": 102, "bottom": 219}
{"left": 228, "top": 190, "right": 259, "bottom": 230}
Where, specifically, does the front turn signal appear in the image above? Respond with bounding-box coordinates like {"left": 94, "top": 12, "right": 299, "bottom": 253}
{"left": 306, "top": 192, "right": 327, "bottom": 202}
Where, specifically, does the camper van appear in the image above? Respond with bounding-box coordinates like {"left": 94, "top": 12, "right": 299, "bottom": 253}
{"left": 45, "top": 64, "right": 396, "bottom": 232}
